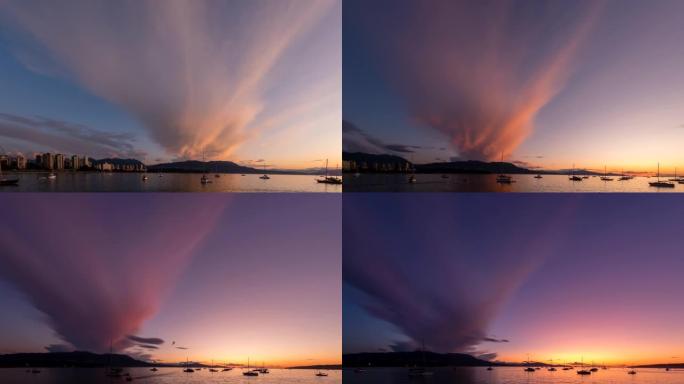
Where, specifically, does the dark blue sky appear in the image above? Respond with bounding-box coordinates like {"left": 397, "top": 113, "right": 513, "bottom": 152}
{"left": 343, "top": 0, "right": 684, "bottom": 173}
{"left": 0, "top": 0, "right": 341, "bottom": 168}
{"left": 344, "top": 194, "right": 684, "bottom": 364}
{"left": 0, "top": 194, "right": 341, "bottom": 365}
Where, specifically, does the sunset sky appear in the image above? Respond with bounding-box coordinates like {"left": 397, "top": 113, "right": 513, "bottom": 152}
{"left": 344, "top": 0, "right": 684, "bottom": 174}
{"left": 0, "top": 194, "right": 341, "bottom": 366}
{"left": 344, "top": 194, "right": 684, "bottom": 366}
{"left": 0, "top": 0, "right": 341, "bottom": 169}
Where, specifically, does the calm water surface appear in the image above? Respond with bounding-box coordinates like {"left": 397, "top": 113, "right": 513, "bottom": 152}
{"left": 0, "top": 368, "right": 340, "bottom": 384}
{"left": 344, "top": 174, "right": 682, "bottom": 192}
{"left": 344, "top": 367, "right": 684, "bottom": 384}
{"left": 0, "top": 172, "right": 341, "bottom": 192}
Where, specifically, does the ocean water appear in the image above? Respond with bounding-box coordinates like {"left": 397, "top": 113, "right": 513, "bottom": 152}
{"left": 0, "top": 172, "right": 341, "bottom": 192}
{"left": 343, "top": 367, "right": 684, "bottom": 384}
{"left": 343, "top": 174, "right": 682, "bottom": 192}
{"left": 0, "top": 367, "right": 340, "bottom": 384}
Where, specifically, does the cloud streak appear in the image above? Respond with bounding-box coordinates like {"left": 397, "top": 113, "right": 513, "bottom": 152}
{"left": 344, "top": 195, "right": 578, "bottom": 353}
{"left": 354, "top": 0, "right": 602, "bottom": 160}
{"left": 0, "top": 195, "right": 227, "bottom": 353}
{"left": 0, "top": 113, "right": 144, "bottom": 158}
{"left": 127, "top": 335, "right": 164, "bottom": 345}
{"left": 1, "top": 0, "right": 336, "bottom": 160}
{"left": 343, "top": 120, "right": 422, "bottom": 154}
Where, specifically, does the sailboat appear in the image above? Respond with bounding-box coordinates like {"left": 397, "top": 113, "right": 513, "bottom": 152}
{"left": 408, "top": 156, "right": 417, "bottom": 184}
{"left": 200, "top": 152, "right": 212, "bottom": 184}
{"left": 577, "top": 357, "right": 591, "bottom": 375}
{"left": 495, "top": 153, "right": 513, "bottom": 184}
{"left": 569, "top": 164, "right": 582, "bottom": 181}
{"left": 590, "top": 361, "right": 599, "bottom": 372}
{"left": 547, "top": 359, "right": 557, "bottom": 371}
{"left": 258, "top": 362, "right": 269, "bottom": 374}
{"left": 524, "top": 354, "right": 536, "bottom": 372}
{"left": 0, "top": 159, "right": 19, "bottom": 186}
{"left": 105, "top": 341, "right": 124, "bottom": 378}
{"left": 243, "top": 358, "right": 258, "bottom": 376}
{"left": 316, "top": 159, "right": 342, "bottom": 184}
{"left": 183, "top": 357, "right": 194, "bottom": 373}
{"left": 649, "top": 163, "right": 675, "bottom": 188}
{"left": 315, "top": 370, "right": 328, "bottom": 377}
{"left": 407, "top": 342, "right": 434, "bottom": 376}
{"left": 669, "top": 168, "right": 684, "bottom": 182}
{"left": 600, "top": 165, "right": 613, "bottom": 181}
{"left": 618, "top": 168, "right": 631, "bottom": 181}
{"left": 259, "top": 163, "right": 270, "bottom": 180}
{"left": 209, "top": 360, "right": 218, "bottom": 372}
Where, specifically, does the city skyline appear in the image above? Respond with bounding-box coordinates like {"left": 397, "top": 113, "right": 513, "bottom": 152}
{"left": 0, "top": 0, "right": 341, "bottom": 170}
{"left": 0, "top": 194, "right": 341, "bottom": 366}
{"left": 344, "top": 0, "right": 684, "bottom": 173}
{"left": 344, "top": 194, "right": 684, "bottom": 366}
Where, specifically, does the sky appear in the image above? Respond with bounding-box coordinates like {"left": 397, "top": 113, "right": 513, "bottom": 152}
{"left": 0, "top": 0, "right": 341, "bottom": 170}
{"left": 0, "top": 194, "right": 341, "bottom": 366}
{"left": 343, "top": 0, "right": 684, "bottom": 174}
{"left": 344, "top": 194, "right": 684, "bottom": 366}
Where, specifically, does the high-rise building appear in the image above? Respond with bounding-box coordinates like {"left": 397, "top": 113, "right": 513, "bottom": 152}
{"left": 99, "top": 162, "right": 113, "bottom": 171}
{"left": 42, "top": 153, "right": 54, "bottom": 170}
{"left": 54, "top": 154, "right": 65, "bottom": 170}
{"left": 71, "top": 155, "right": 80, "bottom": 170}
{"left": 16, "top": 154, "right": 26, "bottom": 170}
{"left": 84, "top": 156, "right": 91, "bottom": 168}
{"left": 0, "top": 155, "right": 9, "bottom": 170}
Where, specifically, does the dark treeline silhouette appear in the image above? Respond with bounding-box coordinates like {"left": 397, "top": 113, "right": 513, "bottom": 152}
{"left": 343, "top": 351, "right": 554, "bottom": 368}
{"left": 0, "top": 352, "right": 210, "bottom": 368}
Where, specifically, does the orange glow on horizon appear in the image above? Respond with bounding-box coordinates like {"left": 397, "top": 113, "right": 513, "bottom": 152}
{"left": 500, "top": 350, "right": 684, "bottom": 367}
{"left": 149, "top": 352, "right": 340, "bottom": 368}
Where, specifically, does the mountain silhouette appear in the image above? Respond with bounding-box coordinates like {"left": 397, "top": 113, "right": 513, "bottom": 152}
{"left": 0, "top": 352, "right": 151, "bottom": 368}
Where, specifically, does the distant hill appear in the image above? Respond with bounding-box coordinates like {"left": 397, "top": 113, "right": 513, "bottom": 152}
{"left": 0, "top": 352, "right": 151, "bottom": 368}
{"left": 342, "top": 152, "right": 412, "bottom": 173}
{"left": 93, "top": 158, "right": 145, "bottom": 167}
{"left": 416, "top": 160, "right": 533, "bottom": 174}
{"left": 634, "top": 363, "right": 684, "bottom": 369}
{"left": 343, "top": 351, "right": 554, "bottom": 368}
{"left": 0, "top": 351, "right": 215, "bottom": 368}
{"left": 147, "top": 160, "right": 255, "bottom": 173}
{"left": 147, "top": 160, "right": 310, "bottom": 175}
{"left": 345, "top": 352, "right": 491, "bottom": 367}
{"left": 288, "top": 364, "right": 342, "bottom": 370}
{"left": 343, "top": 152, "right": 606, "bottom": 175}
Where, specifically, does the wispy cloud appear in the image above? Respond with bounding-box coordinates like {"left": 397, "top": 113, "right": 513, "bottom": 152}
{"left": 0, "top": 195, "right": 227, "bottom": 354}
{"left": 354, "top": 0, "right": 603, "bottom": 160}
{"left": 344, "top": 195, "right": 579, "bottom": 352}
{"left": 1, "top": 0, "right": 338, "bottom": 160}
{"left": 483, "top": 337, "right": 509, "bottom": 343}
{"left": 343, "top": 120, "right": 422, "bottom": 154}
{"left": 0, "top": 113, "right": 145, "bottom": 158}
{"left": 127, "top": 335, "right": 164, "bottom": 345}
